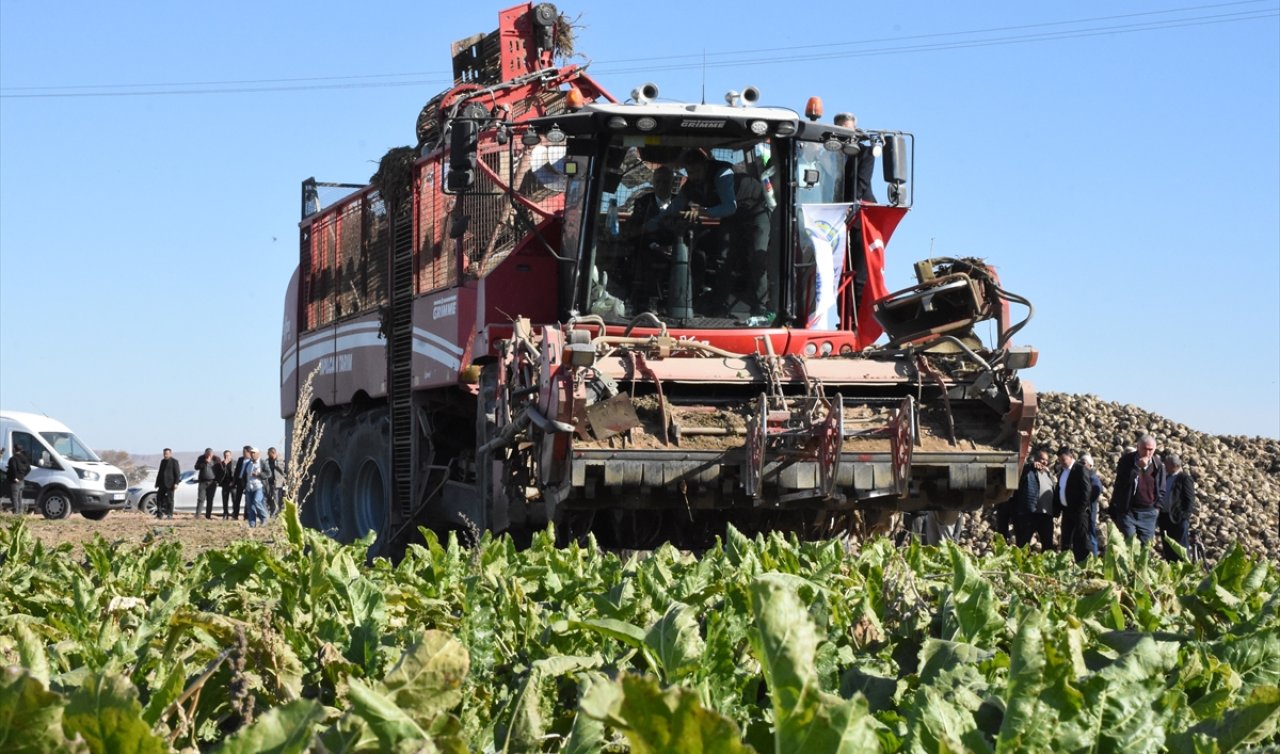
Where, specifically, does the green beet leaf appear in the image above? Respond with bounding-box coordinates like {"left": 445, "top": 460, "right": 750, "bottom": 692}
{"left": 62, "top": 672, "right": 166, "bottom": 754}
{"left": 749, "top": 573, "right": 885, "bottom": 754}
{"left": 212, "top": 698, "right": 324, "bottom": 754}
{"left": 381, "top": 630, "right": 469, "bottom": 727}
{"left": 616, "top": 673, "right": 756, "bottom": 754}
{"left": 0, "top": 667, "right": 86, "bottom": 754}
{"left": 644, "top": 602, "right": 705, "bottom": 684}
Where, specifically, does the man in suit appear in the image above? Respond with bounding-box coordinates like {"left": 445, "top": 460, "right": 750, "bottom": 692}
{"left": 1158, "top": 453, "right": 1196, "bottom": 560}
{"left": 155, "top": 448, "right": 181, "bottom": 520}
{"left": 231, "top": 445, "right": 251, "bottom": 519}
{"left": 1064, "top": 453, "right": 1104, "bottom": 562}
{"left": 218, "top": 449, "right": 236, "bottom": 519}
{"left": 1110, "top": 434, "right": 1166, "bottom": 544}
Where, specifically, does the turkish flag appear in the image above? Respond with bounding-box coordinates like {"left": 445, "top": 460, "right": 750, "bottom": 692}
{"left": 852, "top": 204, "right": 908, "bottom": 349}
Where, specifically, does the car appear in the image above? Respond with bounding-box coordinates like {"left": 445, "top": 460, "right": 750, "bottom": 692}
{"left": 126, "top": 470, "right": 203, "bottom": 516}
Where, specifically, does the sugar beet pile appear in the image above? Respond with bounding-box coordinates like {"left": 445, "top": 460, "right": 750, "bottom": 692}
{"left": 958, "top": 391, "right": 1280, "bottom": 561}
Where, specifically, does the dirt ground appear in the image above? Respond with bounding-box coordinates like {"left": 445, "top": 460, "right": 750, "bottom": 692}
{"left": 4, "top": 509, "right": 283, "bottom": 559}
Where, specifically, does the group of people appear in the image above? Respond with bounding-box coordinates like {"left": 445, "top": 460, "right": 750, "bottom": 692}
{"left": 1000, "top": 435, "right": 1198, "bottom": 562}
{"left": 153, "top": 445, "right": 286, "bottom": 528}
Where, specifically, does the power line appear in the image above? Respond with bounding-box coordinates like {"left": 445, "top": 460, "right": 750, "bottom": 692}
{"left": 2, "top": 1, "right": 1275, "bottom": 99}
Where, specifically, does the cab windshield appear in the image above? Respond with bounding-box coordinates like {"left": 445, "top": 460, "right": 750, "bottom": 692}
{"left": 40, "top": 431, "right": 101, "bottom": 462}
{"left": 582, "top": 137, "right": 779, "bottom": 327}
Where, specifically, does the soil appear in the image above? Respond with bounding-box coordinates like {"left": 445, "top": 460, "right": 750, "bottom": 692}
{"left": 4, "top": 509, "right": 283, "bottom": 560}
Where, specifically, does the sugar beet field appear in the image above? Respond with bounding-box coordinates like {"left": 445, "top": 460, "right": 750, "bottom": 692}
{"left": 0, "top": 502, "right": 1277, "bottom": 753}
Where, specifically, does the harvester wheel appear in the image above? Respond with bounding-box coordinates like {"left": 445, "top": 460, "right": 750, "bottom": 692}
{"left": 301, "top": 411, "right": 345, "bottom": 539}
{"left": 342, "top": 411, "right": 390, "bottom": 542}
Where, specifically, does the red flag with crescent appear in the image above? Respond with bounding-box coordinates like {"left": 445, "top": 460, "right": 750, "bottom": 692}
{"left": 852, "top": 204, "right": 908, "bottom": 349}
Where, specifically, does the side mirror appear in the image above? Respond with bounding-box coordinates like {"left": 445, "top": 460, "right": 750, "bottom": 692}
{"left": 882, "top": 134, "right": 908, "bottom": 186}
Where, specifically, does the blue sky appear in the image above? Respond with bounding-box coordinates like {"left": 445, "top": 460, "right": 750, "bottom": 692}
{"left": 2, "top": 0, "right": 1277, "bottom": 454}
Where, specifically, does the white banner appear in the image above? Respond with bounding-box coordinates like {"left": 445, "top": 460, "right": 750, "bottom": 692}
{"left": 799, "top": 203, "right": 853, "bottom": 329}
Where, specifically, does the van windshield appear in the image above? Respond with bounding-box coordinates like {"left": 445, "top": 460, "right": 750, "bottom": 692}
{"left": 40, "top": 431, "right": 101, "bottom": 462}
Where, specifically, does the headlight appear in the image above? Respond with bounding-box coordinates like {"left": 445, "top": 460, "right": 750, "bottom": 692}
{"left": 76, "top": 468, "right": 101, "bottom": 481}
{"left": 749, "top": 120, "right": 769, "bottom": 136}
{"left": 636, "top": 116, "right": 658, "bottom": 131}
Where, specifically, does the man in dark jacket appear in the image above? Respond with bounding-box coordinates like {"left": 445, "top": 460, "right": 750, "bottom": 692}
{"left": 193, "top": 448, "right": 221, "bottom": 520}
{"left": 1110, "top": 434, "right": 1166, "bottom": 544}
{"left": 155, "top": 448, "right": 181, "bottom": 520}
{"left": 1158, "top": 453, "right": 1196, "bottom": 560}
{"left": 1014, "top": 448, "right": 1056, "bottom": 550}
{"left": 1064, "top": 453, "right": 1104, "bottom": 562}
{"left": 7, "top": 447, "right": 32, "bottom": 515}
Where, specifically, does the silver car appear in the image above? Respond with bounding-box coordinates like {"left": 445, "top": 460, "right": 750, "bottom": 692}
{"left": 125, "top": 470, "right": 203, "bottom": 516}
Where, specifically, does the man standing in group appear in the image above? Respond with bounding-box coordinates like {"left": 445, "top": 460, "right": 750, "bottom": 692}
{"left": 6, "top": 447, "right": 31, "bottom": 515}
{"left": 1055, "top": 447, "right": 1076, "bottom": 549}
{"left": 1110, "top": 434, "right": 1166, "bottom": 544}
{"left": 1159, "top": 453, "right": 1196, "bottom": 560}
{"left": 155, "top": 448, "right": 181, "bottom": 520}
{"left": 263, "top": 447, "right": 286, "bottom": 518}
{"left": 218, "top": 449, "right": 236, "bottom": 519}
{"left": 1064, "top": 453, "right": 1104, "bottom": 562}
{"left": 1014, "top": 448, "right": 1056, "bottom": 550}
{"left": 193, "top": 448, "right": 221, "bottom": 520}
{"left": 242, "top": 447, "right": 268, "bottom": 528}
{"left": 231, "top": 445, "right": 251, "bottom": 520}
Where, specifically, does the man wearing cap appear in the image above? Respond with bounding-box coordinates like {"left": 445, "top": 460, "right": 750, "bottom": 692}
{"left": 241, "top": 447, "right": 268, "bottom": 528}
{"left": 1158, "top": 453, "right": 1196, "bottom": 560}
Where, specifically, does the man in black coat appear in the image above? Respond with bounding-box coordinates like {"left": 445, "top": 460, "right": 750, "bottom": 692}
{"left": 193, "top": 448, "right": 220, "bottom": 520}
{"left": 1158, "top": 453, "right": 1196, "bottom": 560}
{"left": 1064, "top": 453, "right": 1104, "bottom": 563}
{"left": 1109, "top": 434, "right": 1166, "bottom": 544}
{"left": 7, "top": 447, "right": 32, "bottom": 515}
{"left": 155, "top": 448, "right": 181, "bottom": 520}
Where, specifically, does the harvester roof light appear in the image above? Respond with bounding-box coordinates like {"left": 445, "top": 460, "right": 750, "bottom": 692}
{"left": 545, "top": 124, "right": 567, "bottom": 144}
{"left": 841, "top": 142, "right": 861, "bottom": 156}
{"left": 565, "top": 88, "right": 585, "bottom": 109}
{"left": 749, "top": 120, "right": 769, "bottom": 136}
{"left": 774, "top": 121, "right": 797, "bottom": 136}
{"left": 805, "top": 96, "right": 823, "bottom": 121}
{"left": 636, "top": 116, "right": 658, "bottom": 131}
{"left": 607, "top": 116, "right": 628, "bottom": 129}
{"left": 521, "top": 130, "right": 541, "bottom": 146}
{"left": 822, "top": 136, "right": 842, "bottom": 152}
{"left": 872, "top": 135, "right": 884, "bottom": 158}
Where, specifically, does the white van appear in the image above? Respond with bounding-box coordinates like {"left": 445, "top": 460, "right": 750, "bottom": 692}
{"left": 0, "top": 411, "right": 129, "bottom": 519}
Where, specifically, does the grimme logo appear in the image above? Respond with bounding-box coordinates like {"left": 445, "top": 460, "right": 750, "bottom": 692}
{"left": 680, "top": 119, "right": 725, "bottom": 129}
{"left": 433, "top": 295, "right": 458, "bottom": 319}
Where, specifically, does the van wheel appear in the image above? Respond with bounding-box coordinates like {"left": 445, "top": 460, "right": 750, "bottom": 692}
{"left": 139, "top": 493, "right": 158, "bottom": 517}
{"left": 81, "top": 510, "right": 109, "bottom": 521}
{"left": 39, "top": 489, "right": 74, "bottom": 520}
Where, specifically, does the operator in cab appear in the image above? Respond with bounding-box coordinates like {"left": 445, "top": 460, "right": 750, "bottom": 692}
{"left": 646, "top": 148, "right": 772, "bottom": 321}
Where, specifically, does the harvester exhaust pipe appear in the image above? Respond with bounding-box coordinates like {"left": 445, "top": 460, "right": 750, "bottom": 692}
{"left": 632, "top": 82, "right": 659, "bottom": 105}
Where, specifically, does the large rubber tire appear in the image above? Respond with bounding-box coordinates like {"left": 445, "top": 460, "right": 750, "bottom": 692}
{"left": 81, "top": 509, "right": 109, "bottom": 521}
{"left": 38, "top": 488, "right": 74, "bottom": 520}
{"left": 342, "top": 412, "right": 390, "bottom": 543}
{"left": 300, "top": 411, "right": 345, "bottom": 539}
